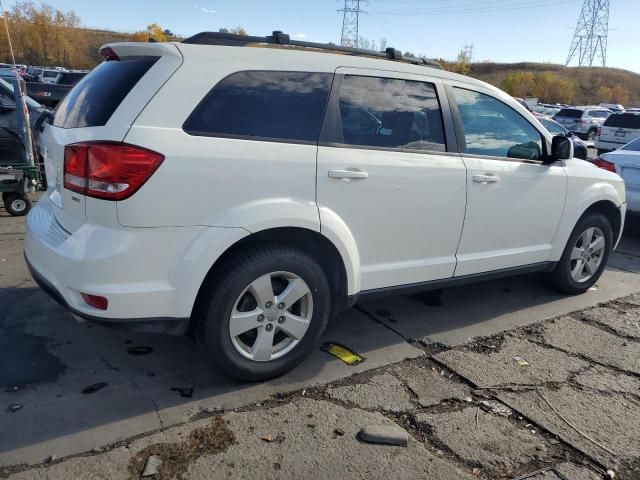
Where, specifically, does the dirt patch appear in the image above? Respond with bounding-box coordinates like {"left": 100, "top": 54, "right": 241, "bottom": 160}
{"left": 128, "top": 416, "right": 236, "bottom": 480}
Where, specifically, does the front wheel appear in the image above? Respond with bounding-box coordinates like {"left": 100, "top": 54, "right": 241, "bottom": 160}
{"left": 194, "top": 245, "right": 331, "bottom": 381}
{"left": 544, "top": 213, "right": 612, "bottom": 294}
{"left": 4, "top": 193, "right": 32, "bottom": 216}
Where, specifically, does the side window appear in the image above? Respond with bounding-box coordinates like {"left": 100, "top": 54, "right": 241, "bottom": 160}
{"left": 452, "top": 88, "right": 543, "bottom": 160}
{"left": 325, "top": 75, "right": 446, "bottom": 152}
{"left": 183, "top": 71, "right": 332, "bottom": 143}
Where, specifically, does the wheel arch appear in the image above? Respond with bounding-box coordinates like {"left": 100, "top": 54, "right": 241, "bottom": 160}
{"left": 192, "top": 227, "right": 353, "bottom": 320}
{"left": 579, "top": 199, "right": 623, "bottom": 247}
{"left": 550, "top": 195, "right": 624, "bottom": 262}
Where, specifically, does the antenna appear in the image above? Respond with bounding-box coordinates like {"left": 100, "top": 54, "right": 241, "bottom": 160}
{"left": 566, "top": 0, "right": 610, "bottom": 67}
{"left": 338, "top": 0, "right": 365, "bottom": 48}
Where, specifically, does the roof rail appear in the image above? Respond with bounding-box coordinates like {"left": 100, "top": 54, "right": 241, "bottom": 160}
{"left": 182, "top": 30, "right": 443, "bottom": 70}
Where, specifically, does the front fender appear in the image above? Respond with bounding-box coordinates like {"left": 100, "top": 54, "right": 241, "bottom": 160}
{"left": 549, "top": 180, "right": 624, "bottom": 260}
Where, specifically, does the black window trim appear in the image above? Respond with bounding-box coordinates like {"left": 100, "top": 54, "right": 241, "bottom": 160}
{"left": 445, "top": 82, "right": 551, "bottom": 165}
{"left": 182, "top": 69, "right": 335, "bottom": 146}
{"left": 318, "top": 72, "right": 456, "bottom": 155}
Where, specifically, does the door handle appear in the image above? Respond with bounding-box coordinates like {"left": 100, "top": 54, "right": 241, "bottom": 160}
{"left": 472, "top": 174, "right": 500, "bottom": 184}
{"left": 328, "top": 169, "right": 369, "bottom": 180}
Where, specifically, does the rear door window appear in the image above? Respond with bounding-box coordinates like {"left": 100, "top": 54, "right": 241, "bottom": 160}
{"left": 322, "top": 75, "right": 446, "bottom": 152}
{"left": 53, "top": 57, "right": 159, "bottom": 129}
{"left": 604, "top": 113, "right": 640, "bottom": 129}
{"left": 183, "top": 71, "right": 332, "bottom": 144}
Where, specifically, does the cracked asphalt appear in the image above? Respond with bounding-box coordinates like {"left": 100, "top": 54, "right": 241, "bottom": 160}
{"left": 2, "top": 197, "right": 640, "bottom": 479}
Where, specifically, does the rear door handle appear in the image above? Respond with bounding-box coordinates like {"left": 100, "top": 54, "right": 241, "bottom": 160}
{"left": 472, "top": 174, "right": 500, "bottom": 184}
{"left": 328, "top": 169, "right": 369, "bottom": 180}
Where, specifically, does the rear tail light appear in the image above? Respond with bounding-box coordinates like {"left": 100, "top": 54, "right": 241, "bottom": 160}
{"left": 64, "top": 142, "right": 164, "bottom": 201}
{"left": 576, "top": 119, "right": 588, "bottom": 124}
{"left": 594, "top": 157, "right": 616, "bottom": 172}
{"left": 81, "top": 293, "right": 108, "bottom": 310}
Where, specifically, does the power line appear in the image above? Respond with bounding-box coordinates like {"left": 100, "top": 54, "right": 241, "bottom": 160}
{"left": 566, "top": 0, "right": 610, "bottom": 67}
{"left": 367, "top": 0, "right": 580, "bottom": 15}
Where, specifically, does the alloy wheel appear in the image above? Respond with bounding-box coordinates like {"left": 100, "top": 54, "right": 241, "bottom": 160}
{"left": 570, "top": 227, "right": 605, "bottom": 283}
{"left": 229, "top": 271, "right": 313, "bottom": 362}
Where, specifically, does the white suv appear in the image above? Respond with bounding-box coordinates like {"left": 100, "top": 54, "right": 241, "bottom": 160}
{"left": 25, "top": 32, "right": 626, "bottom": 380}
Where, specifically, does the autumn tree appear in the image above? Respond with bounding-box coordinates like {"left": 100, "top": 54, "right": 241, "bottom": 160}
{"left": 610, "top": 85, "right": 629, "bottom": 105}
{"left": 596, "top": 86, "right": 612, "bottom": 102}
{"left": 454, "top": 50, "right": 470, "bottom": 75}
{"left": 130, "top": 23, "right": 167, "bottom": 42}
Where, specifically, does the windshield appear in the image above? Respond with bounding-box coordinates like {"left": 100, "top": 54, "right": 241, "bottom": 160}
{"left": 0, "top": 77, "right": 41, "bottom": 109}
{"left": 604, "top": 113, "right": 640, "bottom": 129}
{"left": 621, "top": 137, "right": 640, "bottom": 152}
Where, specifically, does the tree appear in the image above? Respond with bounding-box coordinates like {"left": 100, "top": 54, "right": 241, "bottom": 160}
{"left": 597, "top": 86, "right": 612, "bottom": 102}
{"left": 610, "top": 85, "right": 629, "bottom": 105}
{"left": 454, "top": 49, "right": 470, "bottom": 76}
{"left": 229, "top": 26, "right": 247, "bottom": 36}
{"left": 130, "top": 23, "right": 167, "bottom": 42}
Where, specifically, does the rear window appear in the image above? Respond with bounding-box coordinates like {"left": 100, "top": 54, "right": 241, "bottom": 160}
{"left": 555, "top": 109, "right": 583, "bottom": 118}
{"left": 53, "top": 57, "right": 159, "bottom": 129}
{"left": 604, "top": 113, "right": 640, "bottom": 129}
{"left": 183, "top": 71, "right": 332, "bottom": 144}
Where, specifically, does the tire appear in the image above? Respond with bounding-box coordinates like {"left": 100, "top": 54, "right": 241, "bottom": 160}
{"left": 587, "top": 128, "right": 597, "bottom": 141}
{"left": 194, "top": 244, "right": 331, "bottom": 381}
{"left": 544, "top": 213, "right": 612, "bottom": 294}
{"left": 4, "top": 193, "right": 31, "bottom": 216}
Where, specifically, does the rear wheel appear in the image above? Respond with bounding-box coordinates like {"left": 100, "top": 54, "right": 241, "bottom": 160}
{"left": 195, "top": 244, "right": 331, "bottom": 381}
{"left": 544, "top": 213, "right": 612, "bottom": 294}
{"left": 587, "top": 128, "right": 598, "bottom": 141}
{"left": 4, "top": 193, "right": 31, "bottom": 216}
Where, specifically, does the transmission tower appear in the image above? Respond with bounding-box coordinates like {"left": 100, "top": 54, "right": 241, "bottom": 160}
{"left": 566, "top": 0, "right": 610, "bottom": 67}
{"left": 463, "top": 44, "right": 474, "bottom": 63}
{"left": 339, "top": 0, "right": 365, "bottom": 48}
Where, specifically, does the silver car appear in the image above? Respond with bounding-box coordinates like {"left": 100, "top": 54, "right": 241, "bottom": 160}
{"left": 553, "top": 107, "right": 612, "bottom": 141}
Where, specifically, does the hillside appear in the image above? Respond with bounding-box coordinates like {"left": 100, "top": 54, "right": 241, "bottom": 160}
{"left": 468, "top": 62, "right": 640, "bottom": 107}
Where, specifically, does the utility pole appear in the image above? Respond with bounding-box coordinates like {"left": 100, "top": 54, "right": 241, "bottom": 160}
{"left": 463, "top": 43, "right": 474, "bottom": 63}
{"left": 339, "top": 0, "right": 364, "bottom": 48}
{"left": 566, "top": 0, "right": 610, "bottom": 67}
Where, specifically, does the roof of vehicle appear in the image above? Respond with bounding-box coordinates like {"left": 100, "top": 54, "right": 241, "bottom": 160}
{"left": 146, "top": 31, "right": 506, "bottom": 100}
{"left": 182, "top": 30, "right": 444, "bottom": 70}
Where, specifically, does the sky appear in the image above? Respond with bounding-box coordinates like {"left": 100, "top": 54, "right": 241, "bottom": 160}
{"left": 7, "top": 0, "right": 638, "bottom": 73}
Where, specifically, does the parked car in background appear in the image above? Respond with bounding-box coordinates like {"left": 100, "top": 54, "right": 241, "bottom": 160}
{"left": 25, "top": 70, "right": 88, "bottom": 107}
{"left": 595, "top": 111, "right": 640, "bottom": 155}
{"left": 599, "top": 103, "right": 624, "bottom": 112}
{"left": 533, "top": 105, "right": 561, "bottom": 117}
{"left": 539, "top": 117, "right": 588, "bottom": 160}
{"left": 553, "top": 107, "right": 612, "bottom": 140}
{"left": 594, "top": 137, "right": 640, "bottom": 216}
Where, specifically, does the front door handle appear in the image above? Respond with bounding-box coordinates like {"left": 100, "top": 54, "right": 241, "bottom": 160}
{"left": 328, "top": 169, "right": 369, "bottom": 180}
{"left": 472, "top": 174, "right": 500, "bottom": 184}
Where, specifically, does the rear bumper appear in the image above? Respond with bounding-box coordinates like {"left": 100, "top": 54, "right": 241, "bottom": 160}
{"left": 26, "top": 255, "right": 189, "bottom": 334}
{"left": 23, "top": 195, "right": 215, "bottom": 334}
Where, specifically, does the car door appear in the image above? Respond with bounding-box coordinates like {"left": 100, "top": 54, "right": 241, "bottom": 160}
{"left": 316, "top": 69, "right": 467, "bottom": 291}
{"left": 448, "top": 85, "right": 567, "bottom": 276}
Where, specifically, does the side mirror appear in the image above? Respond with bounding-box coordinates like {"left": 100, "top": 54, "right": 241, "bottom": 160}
{"left": 550, "top": 135, "right": 573, "bottom": 161}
